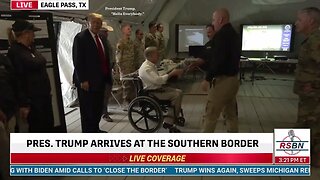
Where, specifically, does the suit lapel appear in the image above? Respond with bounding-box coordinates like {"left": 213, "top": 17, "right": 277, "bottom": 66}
{"left": 85, "top": 29, "right": 99, "bottom": 50}
{"left": 86, "top": 30, "right": 110, "bottom": 67}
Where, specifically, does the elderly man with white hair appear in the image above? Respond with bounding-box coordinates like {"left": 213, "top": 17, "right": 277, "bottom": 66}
{"left": 138, "top": 47, "right": 184, "bottom": 133}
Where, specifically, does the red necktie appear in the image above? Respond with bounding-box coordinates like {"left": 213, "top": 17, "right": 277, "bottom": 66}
{"left": 95, "top": 34, "right": 108, "bottom": 76}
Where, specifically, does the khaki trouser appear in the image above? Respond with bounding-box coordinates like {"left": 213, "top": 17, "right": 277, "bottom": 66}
{"left": 1, "top": 116, "right": 29, "bottom": 180}
{"left": 7, "top": 114, "right": 28, "bottom": 133}
{"left": 118, "top": 61, "right": 137, "bottom": 104}
{"left": 202, "top": 75, "right": 240, "bottom": 133}
{"left": 121, "top": 80, "right": 136, "bottom": 104}
{"left": 150, "top": 87, "right": 183, "bottom": 125}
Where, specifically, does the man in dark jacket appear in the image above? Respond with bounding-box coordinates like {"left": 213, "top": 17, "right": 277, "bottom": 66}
{"left": 73, "top": 13, "right": 112, "bottom": 133}
{"left": 201, "top": 8, "right": 241, "bottom": 133}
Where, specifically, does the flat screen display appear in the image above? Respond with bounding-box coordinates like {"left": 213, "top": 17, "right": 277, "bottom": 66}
{"left": 177, "top": 25, "right": 209, "bottom": 52}
{"left": 241, "top": 24, "right": 294, "bottom": 52}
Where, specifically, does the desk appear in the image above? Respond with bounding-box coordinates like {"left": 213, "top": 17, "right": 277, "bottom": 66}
{"left": 240, "top": 58, "right": 298, "bottom": 85}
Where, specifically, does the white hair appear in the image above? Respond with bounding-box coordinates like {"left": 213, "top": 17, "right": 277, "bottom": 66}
{"left": 144, "top": 47, "right": 158, "bottom": 59}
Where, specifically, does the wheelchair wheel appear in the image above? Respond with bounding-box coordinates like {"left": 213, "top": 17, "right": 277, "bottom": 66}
{"left": 128, "top": 96, "right": 163, "bottom": 133}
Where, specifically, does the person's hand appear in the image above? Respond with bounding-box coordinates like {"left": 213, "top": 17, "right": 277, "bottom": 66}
{"left": 19, "top": 107, "right": 30, "bottom": 120}
{"left": 0, "top": 109, "right": 7, "bottom": 123}
{"left": 169, "top": 69, "right": 184, "bottom": 78}
{"left": 188, "top": 59, "right": 205, "bottom": 71}
{"left": 187, "top": 62, "right": 198, "bottom": 71}
{"left": 81, "top": 81, "right": 89, "bottom": 91}
{"left": 201, "top": 80, "right": 210, "bottom": 92}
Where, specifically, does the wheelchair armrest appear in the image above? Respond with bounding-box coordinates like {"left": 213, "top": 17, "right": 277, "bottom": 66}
{"left": 145, "top": 88, "right": 165, "bottom": 93}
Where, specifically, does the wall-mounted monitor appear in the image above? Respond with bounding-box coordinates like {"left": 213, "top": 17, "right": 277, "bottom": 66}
{"left": 176, "top": 25, "right": 209, "bottom": 52}
{"left": 241, "top": 24, "right": 294, "bottom": 52}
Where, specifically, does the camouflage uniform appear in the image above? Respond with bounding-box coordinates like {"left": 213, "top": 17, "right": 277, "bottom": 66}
{"left": 116, "top": 38, "right": 138, "bottom": 104}
{"left": 134, "top": 38, "right": 145, "bottom": 66}
{"left": 145, "top": 33, "right": 159, "bottom": 49}
{"left": 293, "top": 29, "right": 320, "bottom": 161}
{"left": 156, "top": 32, "right": 165, "bottom": 61}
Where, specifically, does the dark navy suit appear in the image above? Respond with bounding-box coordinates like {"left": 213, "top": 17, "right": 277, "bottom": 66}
{"left": 73, "top": 29, "right": 112, "bottom": 133}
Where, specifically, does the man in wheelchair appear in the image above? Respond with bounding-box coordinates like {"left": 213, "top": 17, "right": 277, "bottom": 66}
{"left": 138, "top": 47, "right": 184, "bottom": 133}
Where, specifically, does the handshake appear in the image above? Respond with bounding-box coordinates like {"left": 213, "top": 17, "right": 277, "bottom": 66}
{"left": 168, "top": 68, "right": 184, "bottom": 79}
{"left": 187, "top": 59, "right": 205, "bottom": 71}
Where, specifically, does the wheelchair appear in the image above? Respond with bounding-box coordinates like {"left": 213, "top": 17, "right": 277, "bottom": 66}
{"left": 124, "top": 74, "right": 185, "bottom": 133}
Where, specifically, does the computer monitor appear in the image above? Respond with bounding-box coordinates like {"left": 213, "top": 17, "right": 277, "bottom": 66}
{"left": 176, "top": 25, "right": 209, "bottom": 52}
{"left": 241, "top": 24, "right": 294, "bottom": 52}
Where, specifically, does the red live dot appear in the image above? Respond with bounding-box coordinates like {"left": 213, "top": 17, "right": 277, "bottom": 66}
{"left": 11, "top": 1, "right": 38, "bottom": 10}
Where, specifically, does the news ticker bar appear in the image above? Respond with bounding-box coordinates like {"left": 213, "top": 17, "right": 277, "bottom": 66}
{"left": 10, "top": 165, "right": 310, "bottom": 176}
{"left": 11, "top": 0, "right": 89, "bottom": 10}
{"left": 10, "top": 153, "right": 273, "bottom": 164}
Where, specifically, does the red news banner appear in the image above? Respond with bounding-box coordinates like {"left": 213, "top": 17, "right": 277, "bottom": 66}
{"left": 10, "top": 0, "right": 89, "bottom": 10}
{"left": 11, "top": 0, "right": 37, "bottom": 10}
{"left": 11, "top": 153, "right": 272, "bottom": 164}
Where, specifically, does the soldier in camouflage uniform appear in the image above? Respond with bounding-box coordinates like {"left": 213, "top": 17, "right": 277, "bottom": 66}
{"left": 145, "top": 21, "right": 159, "bottom": 49}
{"left": 156, "top": 23, "right": 166, "bottom": 61}
{"left": 116, "top": 24, "right": 138, "bottom": 110}
{"left": 293, "top": 7, "right": 320, "bottom": 167}
{"left": 134, "top": 29, "right": 145, "bottom": 66}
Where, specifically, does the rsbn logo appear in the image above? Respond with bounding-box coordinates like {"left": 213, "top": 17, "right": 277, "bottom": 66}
{"left": 276, "top": 130, "right": 308, "bottom": 155}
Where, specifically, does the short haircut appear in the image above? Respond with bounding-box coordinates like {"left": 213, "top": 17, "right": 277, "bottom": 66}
{"left": 156, "top": 23, "right": 163, "bottom": 30}
{"left": 135, "top": 29, "right": 142, "bottom": 35}
{"left": 300, "top": 7, "right": 320, "bottom": 25}
{"left": 144, "top": 47, "right": 157, "bottom": 59}
{"left": 121, "top": 23, "right": 131, "bottom": 31}
{"left": 86, "top": 13, "right": 103, "bottom": 22}
{"left": 149, "top": 21, "right": 157, "bottom": 29}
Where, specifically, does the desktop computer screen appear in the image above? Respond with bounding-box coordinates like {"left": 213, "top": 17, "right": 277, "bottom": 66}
{"left": 177, "top": 25, "right": 209, "bottom": 52}
{"left": 241, "top": 24, "right": 294, "bottom": 52}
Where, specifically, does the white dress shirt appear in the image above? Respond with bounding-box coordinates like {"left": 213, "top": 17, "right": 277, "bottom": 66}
{"left": 139, "top": 60, "right": 169, "bottom": 90}
{"left": 88, "top": 29, "right": 105, "bottom": 54}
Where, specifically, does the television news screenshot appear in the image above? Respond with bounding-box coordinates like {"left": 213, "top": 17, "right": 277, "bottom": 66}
{"left": 0, "top": 0, "right": 319, "bottom": 179}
